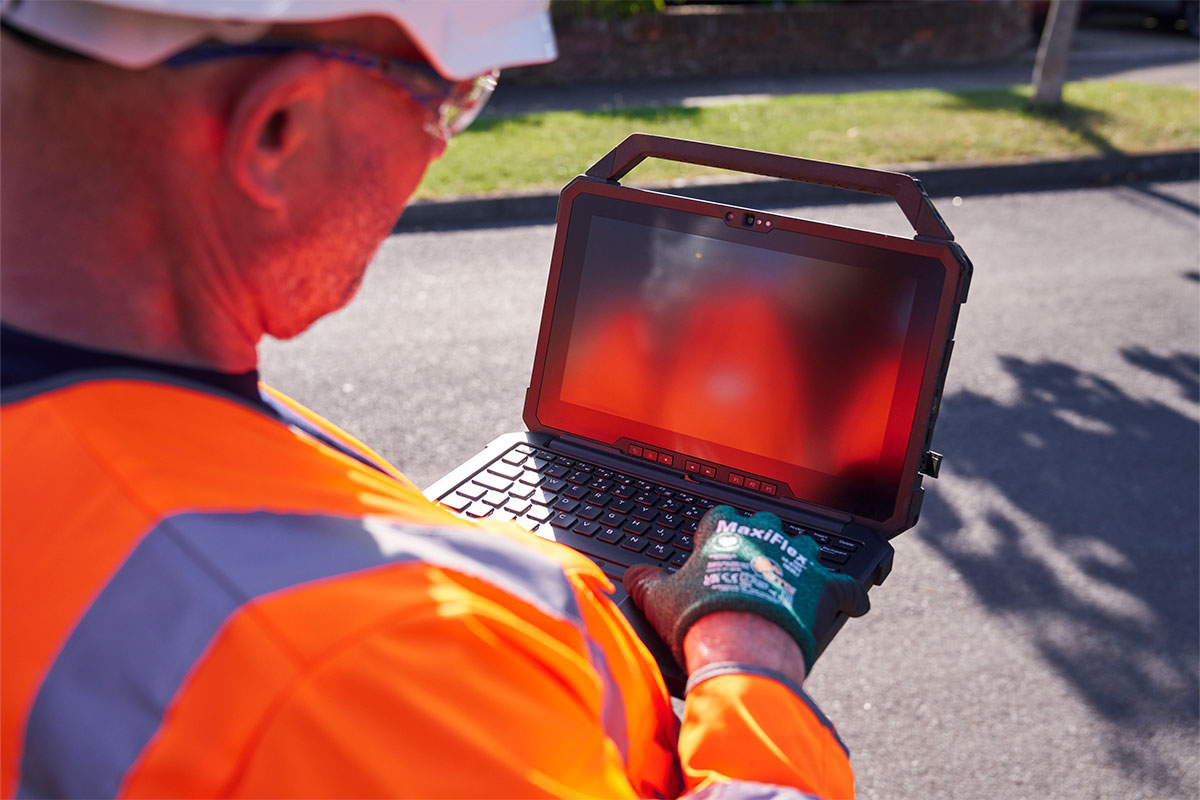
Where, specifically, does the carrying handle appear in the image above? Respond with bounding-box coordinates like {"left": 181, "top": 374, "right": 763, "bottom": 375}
{"left": 586, "top": 133, "right": 953, "bottom": 240}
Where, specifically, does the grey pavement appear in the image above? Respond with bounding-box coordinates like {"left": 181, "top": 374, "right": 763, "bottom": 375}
{"left": 260, "top": 179, "right": 1200, "bottom": 800}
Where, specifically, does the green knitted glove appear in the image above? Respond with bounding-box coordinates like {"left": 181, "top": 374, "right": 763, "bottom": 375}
{"left": 624, "top": 505, "right": 870, "bottom": 672}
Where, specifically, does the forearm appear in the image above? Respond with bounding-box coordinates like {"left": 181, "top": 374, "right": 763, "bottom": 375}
{"left": 684, "top": 611, "right": 807, "bottom": 687}
{"left": 677, "top": 612, "right": 853, "bottom": 798}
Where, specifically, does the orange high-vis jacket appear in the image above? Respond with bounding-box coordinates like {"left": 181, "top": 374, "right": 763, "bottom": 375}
{"left": 1, "top": 373, "right": 855, "bottom": 799}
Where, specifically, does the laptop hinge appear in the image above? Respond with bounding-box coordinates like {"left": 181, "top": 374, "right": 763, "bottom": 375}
{"left": 919, "top": 451, "right": 943, "bottom": 479}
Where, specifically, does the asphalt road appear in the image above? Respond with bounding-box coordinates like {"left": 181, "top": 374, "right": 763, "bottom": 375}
{"left": 260, "top": 180, "right": 1200, "bottom": 800}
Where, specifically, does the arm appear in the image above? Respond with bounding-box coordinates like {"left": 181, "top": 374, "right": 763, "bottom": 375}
{"left": 625, "top": 507, "right": 869, "bottom": 798}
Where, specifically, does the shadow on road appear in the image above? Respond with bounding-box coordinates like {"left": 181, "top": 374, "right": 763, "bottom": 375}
{"left": 918, "top": 348, "right": 1199, "bottom": 794}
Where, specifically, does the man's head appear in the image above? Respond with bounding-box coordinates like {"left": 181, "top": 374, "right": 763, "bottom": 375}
{"left": 0, "top": 1, "right": 553, "bottom": 368}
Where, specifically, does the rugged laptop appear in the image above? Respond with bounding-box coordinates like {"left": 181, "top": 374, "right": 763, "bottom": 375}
{"left": 425, "top": 134, "right": 972, "bottom": 695}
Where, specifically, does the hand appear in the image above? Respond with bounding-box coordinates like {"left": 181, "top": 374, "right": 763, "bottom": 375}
{"left": 624, "top": 506, "right": 870, "bottom": 673}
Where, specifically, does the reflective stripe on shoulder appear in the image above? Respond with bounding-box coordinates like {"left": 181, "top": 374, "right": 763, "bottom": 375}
{"left": 16, "top": 511, "right": 626, "bottom": 798}
{"left": 685, "top": 780, "right": 824, "bottom": 800}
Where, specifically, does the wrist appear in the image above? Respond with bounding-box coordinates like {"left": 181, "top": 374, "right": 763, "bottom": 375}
{"left": 683, "top": 611, "right": 808, "bottom": 687}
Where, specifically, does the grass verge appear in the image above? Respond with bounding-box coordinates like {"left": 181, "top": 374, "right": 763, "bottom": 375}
{"left": 414, "top": 80, "right": 1200, "bottom": 199}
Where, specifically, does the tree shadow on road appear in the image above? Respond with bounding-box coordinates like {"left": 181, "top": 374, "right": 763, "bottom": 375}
{"left": 918, "top": 348, "right": 1199, "bottom": 794}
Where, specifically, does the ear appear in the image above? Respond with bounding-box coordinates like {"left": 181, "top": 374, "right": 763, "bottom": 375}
{"left": 226, "top": 53, "right": 329, "bottom": 211}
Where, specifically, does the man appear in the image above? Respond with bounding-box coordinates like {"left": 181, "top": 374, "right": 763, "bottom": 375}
{"left": 0, "top": 1, "right": 868, "bottom": 797}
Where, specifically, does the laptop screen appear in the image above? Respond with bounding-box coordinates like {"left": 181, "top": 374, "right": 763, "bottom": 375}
{"left": 533, "top": 191, "right": 949, "bottom": 522}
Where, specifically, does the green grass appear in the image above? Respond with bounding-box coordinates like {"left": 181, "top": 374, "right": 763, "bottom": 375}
{"left": 414, "top": 81, "right": 1200, "bottom": 199}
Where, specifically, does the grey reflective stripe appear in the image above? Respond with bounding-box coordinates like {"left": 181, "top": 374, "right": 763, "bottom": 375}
{"left": 685, "top": 780, "right": 823, "bottom": 800}
{"left": 588, "top": 641, "right": 630, "bottom": 762}
{"left": 685, "top": 661, "right": 848, "bottom": 758}
{"left": 17, "top": 511, "right": 626, "bottom": 798}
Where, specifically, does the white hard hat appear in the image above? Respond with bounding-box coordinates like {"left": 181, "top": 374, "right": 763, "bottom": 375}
{"left": 0, "top": 0, "right": 556, "bottom": 81}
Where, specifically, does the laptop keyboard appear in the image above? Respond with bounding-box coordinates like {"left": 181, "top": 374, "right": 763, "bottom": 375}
{"left": 436, "top": 443, "right": 861, "bottom": 584}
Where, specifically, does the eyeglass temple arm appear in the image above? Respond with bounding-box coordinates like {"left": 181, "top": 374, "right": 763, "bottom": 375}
{"left": 585, "top": 133, "right": 954, "bottom": 241}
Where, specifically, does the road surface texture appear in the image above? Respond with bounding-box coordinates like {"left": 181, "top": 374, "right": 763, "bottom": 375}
{"left": 260, "top": 180, "right": 1199, "bottom": 800}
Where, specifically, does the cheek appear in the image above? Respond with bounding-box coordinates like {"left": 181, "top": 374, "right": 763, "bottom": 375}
{"left": 346, "top": 96, "right": 440, "bottom": 217}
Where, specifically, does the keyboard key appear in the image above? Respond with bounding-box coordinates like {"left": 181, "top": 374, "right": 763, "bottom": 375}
{"left": 677, "top": 493, "right": 696, "bottom": 503}
{"left": 550, "top": 512, "right": 578, "bottom": 529}
{"left": 482, "top": 490, "right": 509, "bottom": 507}
{"left": 554, "top": 497, "right": 580, "bottom": 513}
{"left": 586, "top": 491, "right": 610, "bottom": 506}
{"left": 529, "top": 488, "right": 557, "bottom": 506}
{"left": 588, "top": 478, "right": 614, "bottom": 492}
{"left": 574, "top": 464, "right": 594, "bottom": 474}
{"left": 600, "top": 511, "right": 627, "bottom": 527}
{"left": 646, "top": 542, "right": 673, "bottom": 561}
{"left": 490, "top": 509, "right": 516, "bottom": 523}
{"left": 670, "top": 552, "right": 689, "bottom": 568}
{"left": 526, "top": 506, "right": 553, "bottom": 523}
{"left": 612, "top": 473, "right": 633, "bottom": 485}
{"left": 475, "top": 472, "right": 513, "bottom": 492}
{"left": 459, "top": 483, "right": 487, "bottom": 500}
{"left": 658, "top": 499, "right": 683, "bottom": 513}
{"left": 657, "top": 488, "right": 675, "bottom": 499}
{"left": 673, "top": 532, "right": 694, "bottom": 551}
{"left": 624, "top": 518, "right": 650, "bottom": 535}
{"left": 782, "top": 521, "right": 806, "bottom": 536}
{"left": 631, "top": 504, "right": 657, "bottom": 521}
{"left": 634, "top": 491, "right": 657, "bottom": 505}
{"left": 610, "top": 499, "right": 636, "bottom": 514}
{"left": 810, "top": 531, "right": 831, "bottom": 545}
{"left": 522, "top": 456, "right": 550, "bottom": 471}
{"left": 612, "top": 485, "right": 636, "bottom": 499}
{"left": 694, "top": 498, "right": 715, "bottom": 509}
{"left": 517, "top": 470, "right": 544, "bottom": 486}
{"left": 621, "top": 534, "right": 649, "bottom": 553}
{"left": 509, "top": 483, "right": 536, "bottom": 500}
{"left": 488, "top": 462, "right": 523, "bottom": 481}
{"left": 574, "top": 519, "right": 601, "bottom": 536}
{"left": 504, "top": 499, "right": 531, "bottom": 516}
{"left": 576, "top": 504, "right": 604, "bottom": 521}
{"left": 597, "top": 526, "right": 623, "bottom": 544}
{"left": 680, "top": 519, "right": 699, "bottom": 534}
{"left": 464, "top": 501, "right": 492, "bottom": 519}
{"left": 439, "top": 494, "right": 473, "bottom": 513}
{"left": 835, "top": 537, "right": 862, "bottom": 552}
{"left": 648, "top": 525, "right": 674, "bottom": 542}
{"left": 566, "top": 470, "right": 591, "bottom": 484}
{"left": 542, "top": 477, "right": 568, "bottom": 493}
{"left": 819, "top": 546, "right": 851, "bottom": 565}
{"left": 595, "top": 469, "right": 614, "bottom": 479}
{"left": 682, "top": 505, "right": 704, "bottom": 519}
{"left": 744, "top": 478, "right": 760, "bottom": 491}
{"left": 655, "top": 512, "right": 681, "bottom": 528}
{"left": 501, "top": 451, "right": 525, "bottom": 466}
{"left": 514, "top": 444, "right": 534, "bottom": 455}
{"left": 555, "top": 456, "right": 574, "bottom": 467}
{"left": 544, "top": 464, "right": 569, "bottom": 479}
{"left": 564, "top": 484, "right": 590, "bottom": 500}
{"left": 635, "top": 480, "right": 655, "bottom": 492}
